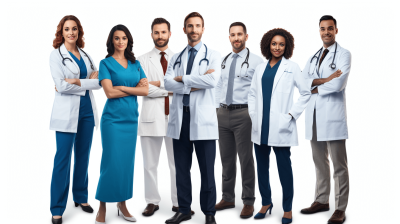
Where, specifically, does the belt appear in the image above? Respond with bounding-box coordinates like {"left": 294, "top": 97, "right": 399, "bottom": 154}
{"left": 220, "top": 103, "right": 248, "bottom": 110}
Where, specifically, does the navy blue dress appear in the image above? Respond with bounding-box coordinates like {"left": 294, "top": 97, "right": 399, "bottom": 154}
{"left": 260, "top": 60, "right": 281, "bottom": 145}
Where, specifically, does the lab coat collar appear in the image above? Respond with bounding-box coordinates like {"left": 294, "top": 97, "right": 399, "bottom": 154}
{"left": 149, "top": 47, "right": 167, "bottom": 75}
{"left": 321, "top": 42, "right": 342, "bottom": 69}
{"left": 272, "top": 57, "right": 289, "bottom": 94}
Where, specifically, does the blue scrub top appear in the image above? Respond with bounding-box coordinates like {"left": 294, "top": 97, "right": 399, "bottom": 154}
{"left": 260, "top": 59, "right": 282, "bottom": 145}
{"left": 69, "top": 52, "right": 93, "bottom": 117}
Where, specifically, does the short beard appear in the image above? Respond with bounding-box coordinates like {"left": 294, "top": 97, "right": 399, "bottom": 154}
{"left": 153, "top": 38, "right": 169, "bottom": 48}
{"left": 187, "top": 32, "right": 202, "bottom": 43}
{"left": 232, "top": 40, "right": 245, "bottom": 52}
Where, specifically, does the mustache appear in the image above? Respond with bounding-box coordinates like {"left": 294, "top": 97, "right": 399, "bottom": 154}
{"left": 189, "top": 32, "right": 199, "bottom": 35}
{"left": 157, "top": 38, "right": 167, "bottom": 41}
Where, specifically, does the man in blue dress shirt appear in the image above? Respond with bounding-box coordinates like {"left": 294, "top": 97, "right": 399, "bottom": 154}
{"left": 214, "top": 22, "right": 263, "bottom": 218}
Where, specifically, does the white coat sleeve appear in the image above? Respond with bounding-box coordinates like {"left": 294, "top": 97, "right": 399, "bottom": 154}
{"left": 318, "top": 51, "right": 351, "bottom": 96}
{"left": 182, "top": 52, "right": 222, "bottom": 89}
{"left": 138, "top": 57, "right": 168, "bottom": 98}
{"left": 50, "top": 51, "right": 85, "bottom": 96}
{"left": 80, "top": 54, "right": 102, "bottom": 91}
{"left": 289, "top": 64, "right": 312, "bottom": 120}
{"left": 248, "top": 66, "right": 259, "bottom": 120}
{"left": 215, "top": 74, "right": 223, "bottom": 108}
{"left": 164, "top": 57, "right": 190, "bottom": 94}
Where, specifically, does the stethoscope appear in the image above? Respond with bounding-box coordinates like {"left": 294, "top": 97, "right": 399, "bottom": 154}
{"left": 173, "top": 44, "right": 209, "bottom": 75}
{"left": 58, "top": 47, "right": 94, "bottom": 75}
{"left": 221, "top": 47, "right": 250, "bottom": 77}
{"left": 308, "top": 42, "right": 337, "bottom": 77}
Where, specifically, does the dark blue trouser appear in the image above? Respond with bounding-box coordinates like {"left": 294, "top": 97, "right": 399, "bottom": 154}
{"left": 173, "top": 107, "right": 216, "bottom": 216}
{"left": 50, "top": 111, "right": 94, "bottom": 216}
{"left": 254, "top": 144, "right": 293, "bottom": 212}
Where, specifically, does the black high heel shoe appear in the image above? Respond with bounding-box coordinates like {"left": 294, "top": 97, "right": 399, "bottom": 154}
{"left": 51, "top": 217, "right": 62, "bottom": 224}
{"left": 74, "top": 202, "right": 94, "bottom": 213}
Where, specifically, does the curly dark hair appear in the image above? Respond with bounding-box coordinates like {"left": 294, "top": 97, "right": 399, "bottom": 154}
{"left": 53, "top": 15, "right": 85, "bottom": 49}
{"left": 105, "top": 24, "right": 136, "bottom": 63}
{"left": 260, "top": 28, "right": 294, "bottom": 60}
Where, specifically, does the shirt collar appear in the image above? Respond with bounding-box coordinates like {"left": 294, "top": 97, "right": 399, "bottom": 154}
{"left": 187, "top": 41, "right": 202, "bottom": 52}
{"left": 232, "top": 47, "right": 247, "bottom": 58}
{"left": 153, "top": 47, "right": 169, "bottom": 56}
{"left": 323, "top": 42, "right": 336, "bottom": 52}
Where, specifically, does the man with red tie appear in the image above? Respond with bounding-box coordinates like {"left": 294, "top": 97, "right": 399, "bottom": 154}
{"left": 138, "top": 18, "right": 191, "bottom": 217}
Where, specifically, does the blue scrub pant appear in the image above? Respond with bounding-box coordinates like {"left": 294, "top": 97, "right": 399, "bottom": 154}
{"left": 50, "top": 112, "right": 94, "bottom": 216}
{"left": 254, "top": 144, "right": 293, "bottom": 212}
{"left": 173, "top": 107, "right": 217, "bottom": 216}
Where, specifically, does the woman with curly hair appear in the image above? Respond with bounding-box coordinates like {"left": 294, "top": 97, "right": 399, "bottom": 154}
{"left": 248, "top": 28, "right": 311, "bottom": 223}
{"left": 95, "top": 24, "right": 148, "bottom": 224}
{"left": 49, "top": 15, "right": 101, "bottom": 224}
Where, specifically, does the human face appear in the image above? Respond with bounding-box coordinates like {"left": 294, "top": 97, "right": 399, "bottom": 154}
{"left": 270, "top": 35, "right": 286, "bottom": 58}
{"left": 152, "top": 23, "right": 171, "bottom": 48}
{"left": 183, "top": 17, "right": 204, "bottom": 45}
{"left": 229, "top": 26, "right": 248, "bottom": 53}
{"left": 319, "top": 20, "right": 338, "bottom": 47}
{"left": 113, "top": 30, "right": 128, "bottom": 52}
{"left": 63, "top": 20, "right": 79, "bottom": 45}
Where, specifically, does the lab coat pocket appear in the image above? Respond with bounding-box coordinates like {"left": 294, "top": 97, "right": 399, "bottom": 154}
{"left": 140, "top": 98, "right": 155, "bottom": 122}
{"left": 276, "top": 73, "right": 292, "bottom": 94}
{"left": 196, "top": 105, "right": 217, "bottom": 127}
{"left": 278, "top": 113, "right": 294, "bottom": 133}
{"left": 52, "top": 95, "right": 71, "bottom": 120}
{"left": 325, "top": 103, "right": 345, "bottom": 123}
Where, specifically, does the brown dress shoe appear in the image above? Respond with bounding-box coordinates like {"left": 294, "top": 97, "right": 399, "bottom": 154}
{"left": 328, "top": 210, "right": 346, "bottom": 224}
{"left": 240, "top": 205, "right": 254, "bottom": 218}
{"left": 301, "top": 202, "right": 329, "bottom": 214}
{"left": 215, "top": 199, "right": 235, "bottom": 211}
{"left": 172, "top": 206, "right": 195, "bottom": 215}
{"left": 142, "top": 204, "right": 159, "bottom": 216}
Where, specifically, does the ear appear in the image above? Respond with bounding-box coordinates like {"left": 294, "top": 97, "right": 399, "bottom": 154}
{"left": 335, "top": 28, "right": 338, "bottom": 34}
{"left": 169, "top": 31, "right": 172, "bottom": 38}
{"left": 183, "top": 27, "right": 186, "bottom": 34}
{"left": 245, "top": 34, "right": 249, "bottom": 41}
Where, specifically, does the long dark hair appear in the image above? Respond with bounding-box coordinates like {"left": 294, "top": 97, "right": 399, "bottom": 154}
{"left": 105, "top": 24, "right": 136, "bottom": 63}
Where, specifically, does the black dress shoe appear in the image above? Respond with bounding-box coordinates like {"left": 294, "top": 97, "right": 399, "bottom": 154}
{"left": 172, "top": 206, "right": 195, "bottom": 215}
{"left": 74, "top": 202, "right": 94, "bottom": 213}
{"left": 165, "top": 212, "right": 191, "bottom": 224}
{"left": 52, "top": 217, "right": 62, "bottom": 224}
{"left": 206, "top": 215, "right": 216, "bottom": 224}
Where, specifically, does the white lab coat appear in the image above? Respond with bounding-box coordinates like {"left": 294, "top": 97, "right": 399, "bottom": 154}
{"left": 137, "top": 48, "right": 174, "bottom": 136}
{"left": 49, "top": 44, "right": 101, "bottom": 133}
{"left": 248, "top": 57, "right": 311, "bottom": 146}
{"left": 164, "top": 43, "right": 221, "bottom": 140}
{"left": 303, "top": 43, "right": 351, "bottom": 141}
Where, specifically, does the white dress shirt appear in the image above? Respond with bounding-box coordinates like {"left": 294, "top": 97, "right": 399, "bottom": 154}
{"left": 215, "top": 48, "right": 263, "bottom": 107}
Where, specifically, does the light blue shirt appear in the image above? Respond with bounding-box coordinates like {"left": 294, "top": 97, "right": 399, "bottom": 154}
{"left": 215, "top": 48, "right": 264, "bottom": 107}
{"left": 187, "top": 41, "right": 202, "bottom": 62}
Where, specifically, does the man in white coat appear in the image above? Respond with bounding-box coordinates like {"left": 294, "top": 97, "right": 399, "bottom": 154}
{"left": 137, "top": 18, "right": 180, "bottom": 217}
{"left": 300, "top": 15, "right": 351, "bottom": 224}
{"left": 164, "top": 12, "right": 221, "bottom": 224}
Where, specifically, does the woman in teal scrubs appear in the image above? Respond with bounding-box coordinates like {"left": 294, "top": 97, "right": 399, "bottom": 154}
{"left": 95, "top": 24, "right": 148, "bottom": 223}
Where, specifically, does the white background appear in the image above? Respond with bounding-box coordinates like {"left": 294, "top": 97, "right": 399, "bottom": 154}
{"left": 3, "top": 0, "right": 399, "bottom": 223}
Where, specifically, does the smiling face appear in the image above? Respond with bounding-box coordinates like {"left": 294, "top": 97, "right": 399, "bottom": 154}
{"left": 229, "top": 26, "right": 248, "bottom": 52}
{"left": 63, "top": 20, "right": 79, "bottom": 45}
{"left": 270, "top": 35, "right": 286, "bottom": 58}
{"left": 152, "top": 23, "right": 171, "bottom": 48}
{"left": 319, "top": 20, "right": 338, "bottom": 47}
{"left": 113, "top": 30, "right": 128, "bottom": 52}
{"left": 184, "top": 17, "right": 204, "bottom": 44}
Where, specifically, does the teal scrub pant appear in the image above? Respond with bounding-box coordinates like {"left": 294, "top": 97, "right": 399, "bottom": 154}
{"left": 50, "top": 110, "right": 94, "bottom": 216}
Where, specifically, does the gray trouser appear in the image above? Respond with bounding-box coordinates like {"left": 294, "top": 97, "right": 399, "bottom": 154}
{"left": 217, "top": 107, "right": 255, "bottom": 205}
{"left": 311, "top": 110, "right": 349, "bottom": 211}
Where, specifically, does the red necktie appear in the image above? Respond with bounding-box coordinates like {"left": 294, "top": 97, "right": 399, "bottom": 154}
{"left": 160, "top": 52, "right": 169, "bottom": 115}
{"left": 319, "top": 49, "right": 329, "bottom": 68}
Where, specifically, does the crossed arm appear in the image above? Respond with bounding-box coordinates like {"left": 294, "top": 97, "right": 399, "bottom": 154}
{"left": 101, "top": 78, "right": 149, "bottom": 99}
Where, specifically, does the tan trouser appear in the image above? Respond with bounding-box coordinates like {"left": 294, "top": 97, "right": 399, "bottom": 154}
{"left": 311, "top": 110, "right": 349, "bottom": 211}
